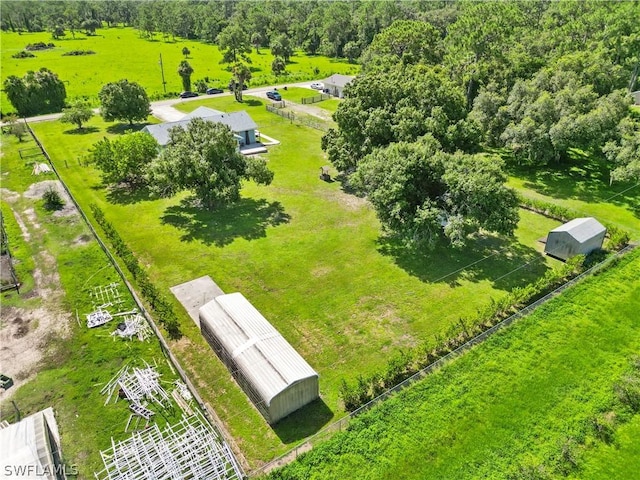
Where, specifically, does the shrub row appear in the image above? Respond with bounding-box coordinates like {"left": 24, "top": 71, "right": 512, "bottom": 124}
{"left": 340, "top": 253, "right": 607, "bottom": 411}
{"left": 12, "top": 51, "right": 36, "bottom": 59}
{"left": 25, "top": 42, "right": 55, "bottom": 51}
{"left": 89, "top": 203, "right": 181, "bottom": 339}
{"left": 519, "top": 196, "right": 630, "bottom": 251}
{"left": 62, "top": 50, "right": 96, "bottom": 56}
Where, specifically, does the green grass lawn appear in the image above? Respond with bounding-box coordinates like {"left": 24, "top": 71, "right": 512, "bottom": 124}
{"left": 268, "top": 248, "right": 640, "bottom": 479}
{"left": 0, "top": 27, "right": 359, "bottom": 112}
{"left": 276, "top": 86, "right": 321, "bottom": 103}
{"left": 0, "top": 132, "right": 183, "bottom": 476}
{"left": 507, "top": 152, "right": 640, "bottom": 239}
{"left": 313, "top": 98, "right": 341, "bottom": 113}
{"left": 28, "top": 96, "right": 571, "bottom": 468}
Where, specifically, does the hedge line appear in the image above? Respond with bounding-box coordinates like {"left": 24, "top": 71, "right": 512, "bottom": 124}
{"left": 340, "top": 200, "right": 632, "bottom": 411}
{"left": 89, "top": 203, "right": 181, "bottom": 339}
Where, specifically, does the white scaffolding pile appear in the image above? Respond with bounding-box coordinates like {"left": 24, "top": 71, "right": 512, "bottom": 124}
{"left": 95, "top": 413, "right": 244, "bottom": 480}
{"left": 91, "top": 282, "right": 125, "bottom": 310}
{"left": 102, "top": 364, "right": 171, "bottom": 408}
{"left": 111, "top": 314, "right": 152, "bottom": 341}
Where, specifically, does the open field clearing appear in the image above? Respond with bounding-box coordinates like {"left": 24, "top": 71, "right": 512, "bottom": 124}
{"left": 0, "top": 27, "right": 358, "bottom": 111}
{"left": 268, "top": 248, "right": 640, "bottom": 479}
{"left": 26, "top": 94, "right": 594, "bottom": 467}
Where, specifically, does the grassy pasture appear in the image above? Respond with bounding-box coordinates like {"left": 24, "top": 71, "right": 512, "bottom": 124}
{"left": 268, "top": 248, "right": 640, "bottom": 479}
{"left": 28, "top": 95, "right": 571, "bottom": 467}
{"left": 0, "top": 27, "right": 359, "bottom": 112}
{"left": 0, "top": 132, "right": 182, "bottom": 476}
{"left": 507, "top": 152, "right": 640, "bottom": 239}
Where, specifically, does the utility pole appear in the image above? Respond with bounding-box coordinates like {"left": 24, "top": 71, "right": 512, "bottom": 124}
{"left": 159, "top": 53, "right": 167, "bottom": 93}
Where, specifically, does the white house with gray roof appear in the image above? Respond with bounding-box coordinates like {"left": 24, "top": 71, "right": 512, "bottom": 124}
{"left": 544, "top": 217, "right": 606, "bottom": 260}
{"left": 142, "top": 107, "right": 258, "bottom": 148}
{"left": 323, "top": 74, "right": 354, "bottom": 98}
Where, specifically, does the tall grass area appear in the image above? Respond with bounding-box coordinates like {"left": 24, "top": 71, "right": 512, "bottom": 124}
{"left": 0, "top": 132, "right": 182, "bottom": 475}
{"left": 28, "top": 97, "right": 575, "bottom": 467}
{"left": 268, "top": 248, "right": 640, "bottom": 480}
{"left": 0, "top": 27, "right": 359, "bottom": 111}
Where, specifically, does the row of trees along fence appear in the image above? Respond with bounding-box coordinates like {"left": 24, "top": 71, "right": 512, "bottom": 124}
{"left": 89, "top": 204, "right": 181, "bottom": 339}
{"left": 301, "top": 93, "right": 331, "bottom": 105}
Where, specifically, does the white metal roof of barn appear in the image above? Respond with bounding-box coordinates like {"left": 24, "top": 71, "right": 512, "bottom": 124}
{"left": 199, "top": 292, "right": 318, "bottom": 404}
{"left": 550, "top": 217, "right": 606, "bottom": 243}
{"left": 142, "top": 110, "right": 257, "bottom": 146}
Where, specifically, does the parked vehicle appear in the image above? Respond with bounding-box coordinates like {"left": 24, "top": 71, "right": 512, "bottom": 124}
{"left": 179, "top": 91, "right": 198, "bottom": 98}
{"left": 310, "top": 83, "right": 323, "bottom": 90}
{"left": 206, "top": 88, "right": 224, "bottom": 95}
{"left": 266, "top": 90, "right": 282, "bottom": 101}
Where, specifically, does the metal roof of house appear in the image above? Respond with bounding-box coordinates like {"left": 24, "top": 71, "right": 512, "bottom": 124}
{"left": 323, "top": 74, "right": 354, "bottom": 88}
{"left": 183, "top": 106, "right": 225, "bottom": 119}
{"left": 199, "top": 293, "right": 318, "bottom": 406}
{"left": 550, "top": 217, "right": 606, "bottom": 243}
{"left": 142, "top": 111, "right": 257, "bottom": 146}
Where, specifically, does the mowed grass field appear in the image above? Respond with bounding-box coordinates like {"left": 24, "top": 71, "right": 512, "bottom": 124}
{"left": 0, "top": 133, "right": 183, "bottom": 476}
{"left": 268, "top": 248, "right": 640, "bottom": 480}
{"left": 29, "top": 95, "right": 568, "bottom": 467}
{"left": 0, "top": 27, "right": 359, "bottom": 112}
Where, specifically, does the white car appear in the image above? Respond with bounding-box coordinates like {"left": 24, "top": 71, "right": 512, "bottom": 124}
{"left": 310, "top": 83, "right": 323, "bottom": 90}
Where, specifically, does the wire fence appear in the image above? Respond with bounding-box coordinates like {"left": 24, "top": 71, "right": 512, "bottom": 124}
{"left": 252, "top": 242, "right": 636, "bottom": 477}
{"left": 23, "top": 121, "right": 249, "bottom": 475}
{"left": 265, "top": 104, "right": 330, "bottom": 132}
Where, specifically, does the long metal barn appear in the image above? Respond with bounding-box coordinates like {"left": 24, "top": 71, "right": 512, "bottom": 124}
{"left": 199, "top": 292, "right": 319, "bottom": 424}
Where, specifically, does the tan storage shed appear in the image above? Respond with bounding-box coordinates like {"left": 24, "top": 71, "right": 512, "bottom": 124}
{"left": 199, "top": 292, "right": 319, "bottom": 424}
{"left": 544, "top": 217, "right": 606, "bottom": 260}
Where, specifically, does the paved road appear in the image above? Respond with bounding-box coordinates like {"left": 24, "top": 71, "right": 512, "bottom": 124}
{"left": 4, "top": 79, "right": 333, "bottom": 125}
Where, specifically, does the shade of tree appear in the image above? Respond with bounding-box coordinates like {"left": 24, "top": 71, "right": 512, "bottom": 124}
{"left": 605, "top": 118, "right": 640, "bottom": 184}
{"left": 177, "top": 60, "right": 194, "bottom": 92}
{"left": 147, "top": 118, "right": 273, "bottom": 209}
{"left": 89, "top": 132, "right": 158, "bottom": 187}
{"left": 3, "top": 68, "right": 67, "bottom": 116}
{"left": 352, "top": 135, "right": 519, "bottom": 248}
{"left": 271, "top": 57, "right": 286, "bottom": 76}
{"left": 216, "top": 23, "right": 251, "bottom": 64}
{"left": 98, "top": 79, "right": 151, "bottom": 126}
{"left": 60, "top": 100, "right": 93, "bottom": 130}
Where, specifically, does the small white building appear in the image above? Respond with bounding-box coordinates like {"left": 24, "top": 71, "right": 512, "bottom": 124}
{"left": 544, "top": 217, "right": 606, "bottom": 260}
{"left": 631, "top": 91, "right": 640, "bottom": 105}
{"left": 199, "top": 292, "right": 319, "bottom": 424}
{"left": 0, "top": 407, "right": 64, "bottom": 480}
{"left": 322, "top": 74, "right": 354, "bottom": 98}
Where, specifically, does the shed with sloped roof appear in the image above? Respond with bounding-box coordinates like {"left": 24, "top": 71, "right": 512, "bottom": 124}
{"left": 544, "top": 217, "right": 606, "bottom": 260}
{"left": 199, "top": 292, "right": 319, "bottom": 424}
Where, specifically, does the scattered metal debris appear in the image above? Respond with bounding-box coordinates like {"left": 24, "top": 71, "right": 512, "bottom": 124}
{"left": 31, "top": 163, "right": 52, "bottom": 175}
{"left": 87, "top": 310, "right": 113, "bottom": 328}
{"left": 91, "top": 282, "right": 125, "bottom": 311}
{"left": 101, "top": 363, "right": 170, "bottom": 411}
{"left": 95, "top": 413, "right": 244, "bottom": 480}
{"left": 111, "top": 314, "right": 152, "bottom": 341}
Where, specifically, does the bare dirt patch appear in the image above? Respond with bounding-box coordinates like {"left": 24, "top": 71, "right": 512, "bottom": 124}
{"left": 23, "top": 180, "right": 78, "bottom": 218}
{"left": 0, "top": 188, "right": 19, "bottom": 202}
